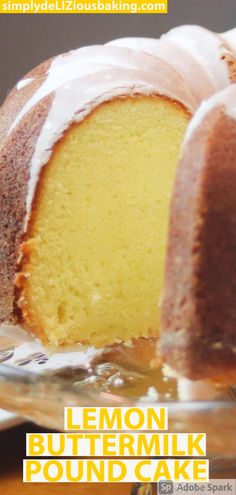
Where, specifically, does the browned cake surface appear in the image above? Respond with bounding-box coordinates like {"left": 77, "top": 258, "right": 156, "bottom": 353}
{"left": 161, "top": 108, "right": 236, "bottom": 380}
{"left": 222, "top": 53, "right": 236, "bottom": 83}
{"left": 0, "top": 58, "right": 52, "bottom": 142}
{"left": 0, "top": 89, "right": 53, "bottom": 325}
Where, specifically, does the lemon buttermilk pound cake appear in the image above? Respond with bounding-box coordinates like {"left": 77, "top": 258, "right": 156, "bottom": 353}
{"left": 0, "top": 25, "right": 236, "bottom": 351}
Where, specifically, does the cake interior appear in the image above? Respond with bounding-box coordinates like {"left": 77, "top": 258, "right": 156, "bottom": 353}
{"left": 17, "top": 95, "right": 189, "bottom": 346}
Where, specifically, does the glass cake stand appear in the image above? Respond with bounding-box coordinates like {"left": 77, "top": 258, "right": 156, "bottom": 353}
{"left": 0, "top": 337, "right": 235, "bottom": 491}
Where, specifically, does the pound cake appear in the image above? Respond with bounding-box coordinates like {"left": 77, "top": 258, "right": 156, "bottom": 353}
{"left": 160, "top": 85, "right": 236, "bottom": 380}
{"left": 0, "top": 25, "right": 236, "bottom": 349}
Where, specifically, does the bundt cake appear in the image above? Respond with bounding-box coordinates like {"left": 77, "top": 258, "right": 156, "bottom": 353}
{"left": 0, "top": 25, "right": 236, "bottom": 351}
{"left": 160, "top": 84, "right": 236, "bottom": 380}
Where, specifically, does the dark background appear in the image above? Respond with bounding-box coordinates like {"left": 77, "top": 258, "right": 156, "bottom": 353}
{"left": 0, "top": 0, "right": 236, "bottom": 103}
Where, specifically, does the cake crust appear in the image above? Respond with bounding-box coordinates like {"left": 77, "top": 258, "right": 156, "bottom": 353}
{"left": 0, "top": 95, "right": 52, "bottom": 324}
{"left": 161, "top": 107, "right": 236, "bottom": 379}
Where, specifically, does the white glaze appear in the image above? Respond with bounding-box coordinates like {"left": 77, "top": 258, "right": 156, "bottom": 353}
{"left": 183, "top": 84, "right": 236, "bottom": 145}
{"left": 6, "top": 27, "right": 236, "bottom": 230}
{"left": 109, "top": 37, "right": 218, "bottom": 105}
{"left": 221, "top": 28, "right": 236, "bottom": 54}
{"left": 162, "top": 25, "right": 231, "bottom": 89}
{"left": 16, "top": 77, "right": 34, "bottom": 90}
{"left": 10, "top": 45, "right": 195, "bottom": 227}
{"left": 11, "top": 44, "right": 193, "bottom": 134}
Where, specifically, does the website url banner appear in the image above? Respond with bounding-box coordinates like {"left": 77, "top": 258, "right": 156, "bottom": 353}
{"left": 0, "top": 0, "right": 168, "bottom": 13}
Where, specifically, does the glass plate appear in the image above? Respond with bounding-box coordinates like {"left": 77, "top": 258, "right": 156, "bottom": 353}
{"left": 0, "top": 335, "right": 235, "bottom": 478}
